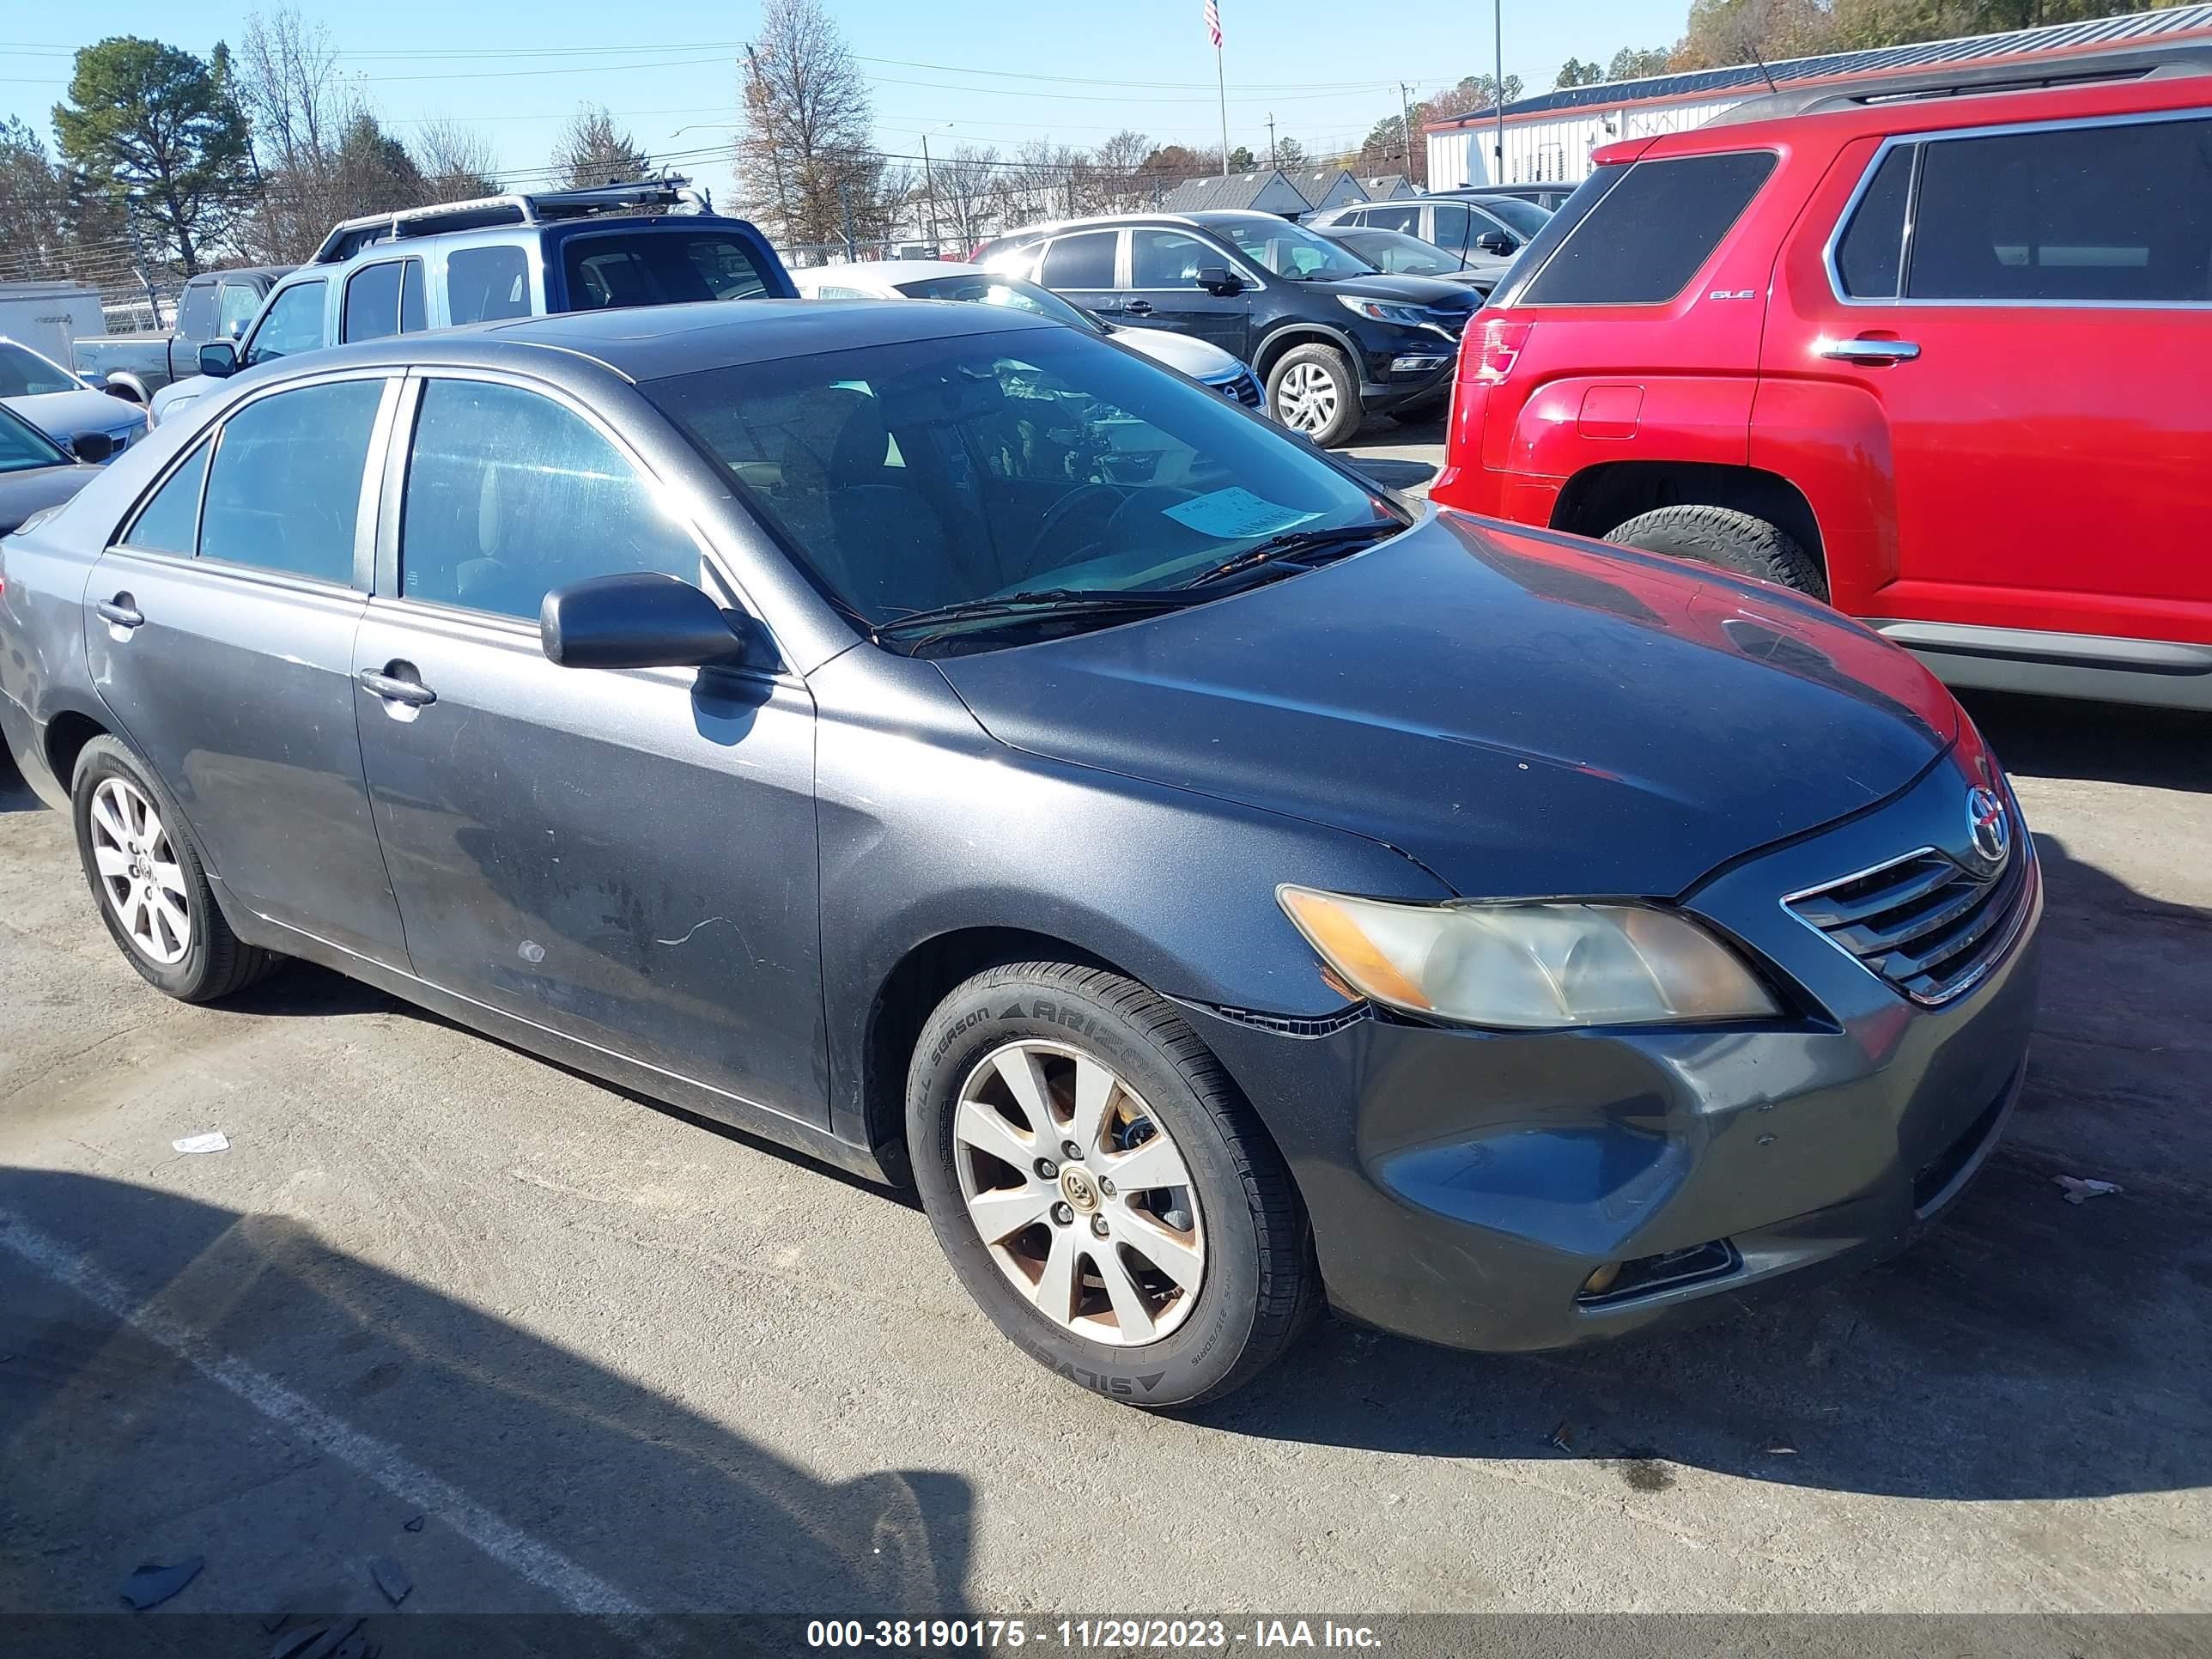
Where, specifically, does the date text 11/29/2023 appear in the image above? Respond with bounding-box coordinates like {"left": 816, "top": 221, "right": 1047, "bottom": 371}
{"left": 806, "top": 1620, "right": 1385, "bottom": 1650}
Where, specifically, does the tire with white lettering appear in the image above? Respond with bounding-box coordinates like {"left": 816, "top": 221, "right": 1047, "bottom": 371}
{"left": 908, "top": 962, "right": 1316, "bottom": 1407}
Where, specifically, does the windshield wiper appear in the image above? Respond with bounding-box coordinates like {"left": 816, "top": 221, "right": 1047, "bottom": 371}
{"left": 1174, "top": 520, "right": 1402, "bottom": 591}
{"left": 872, "top": 587, "right": 1199, "bottom": 643}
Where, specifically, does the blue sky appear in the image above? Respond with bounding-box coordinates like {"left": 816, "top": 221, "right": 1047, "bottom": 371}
{"left": 2, "top": 0, "right": 1683, "bottom": 198}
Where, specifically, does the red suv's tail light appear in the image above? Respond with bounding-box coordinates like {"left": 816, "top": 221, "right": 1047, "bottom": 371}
{"left": 1468, "top": 319, "right": 1531, "bottom": 384}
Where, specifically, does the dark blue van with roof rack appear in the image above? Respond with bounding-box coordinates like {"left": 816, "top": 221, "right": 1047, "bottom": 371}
{"left": 149, "top": 178, "right": 796, "bottom": 424}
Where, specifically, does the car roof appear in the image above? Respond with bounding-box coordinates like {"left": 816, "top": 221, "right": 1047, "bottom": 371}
{"left": 230, "top": 297, "right": 1060, "bottom": 387}
{"left": 798, "top": 259, "right": 989, "bottom": 287}
{"left": 1600, "top": 61, "right": 2212, "bottom": 164}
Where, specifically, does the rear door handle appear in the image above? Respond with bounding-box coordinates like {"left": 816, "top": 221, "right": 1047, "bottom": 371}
{"left": 1819, "top": 337, "right": 1921, "bottom": 364}
{"left": 357, "top": 665, "right": 436, "bottom": 708}
{"left": 1123, "top": 300, "right": 1154, "bottom": 316}
{"left": 95, "top": 595, "right": 144, "bottom": 629}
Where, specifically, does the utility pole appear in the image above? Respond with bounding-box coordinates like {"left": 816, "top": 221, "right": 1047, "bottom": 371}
{"left": 1398, "top": 82, "right": 1414, "bottom": 180}
{"left": 1493, "top": 0, "right": 1507, "bottom": 186}
{"left": 920, "top": 130, "right": 939, "bottom": 248}
{"left": 1267, "top": 112, "right": 1277, "bottom": 171}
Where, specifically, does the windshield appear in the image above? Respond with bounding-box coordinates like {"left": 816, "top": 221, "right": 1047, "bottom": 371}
{"left": 647, "top": 325, "right": 1395, "bottom": 647}
{"left": 1212, "top": 219, "right": 1376, "bottom": 280}
{"left": 896, "top": 273, "right": 1106, "bottom": 335}
{"left": 1474, "top": 197, "right": 1552, "bottom": 237}
{"left": 562, "top": 230, "right": 776, "bottom": 308}
{"left": 0, "top": 342, "right": 82, "bottom": 398}
{"left": 1340, "top": 231, "right": 1462, "bottom": 276}
{"left": 0, "top": 402, "right": 70, "bottom": 471}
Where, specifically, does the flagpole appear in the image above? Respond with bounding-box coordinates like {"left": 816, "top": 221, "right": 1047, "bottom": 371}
{"left": 1217, "top": 46, "right": 1229, "bottom": 177}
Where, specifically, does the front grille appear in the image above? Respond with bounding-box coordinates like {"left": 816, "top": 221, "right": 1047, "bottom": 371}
{"left": 1786, "top": 842, "right": 2033, "bottom": 1004}
{"left": 1220, "top": 368, "right": 1264, "bottom": 408}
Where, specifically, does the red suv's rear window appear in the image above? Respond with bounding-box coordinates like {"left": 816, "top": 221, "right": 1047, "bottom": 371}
{"left": 1515, "top": 151, "right": 1778, "bottom": 307}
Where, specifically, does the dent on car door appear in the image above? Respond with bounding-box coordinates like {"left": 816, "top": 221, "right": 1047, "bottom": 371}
{"left": 353, "top": 374, "right": 828, "bottom": 1126}
{"left": 82, "top": 374, "right": 411, "bottom": 965}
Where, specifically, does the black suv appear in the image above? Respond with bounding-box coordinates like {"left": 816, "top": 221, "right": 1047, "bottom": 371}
{"left": 975, "top": 210, "right": 1479, "bottom": 446}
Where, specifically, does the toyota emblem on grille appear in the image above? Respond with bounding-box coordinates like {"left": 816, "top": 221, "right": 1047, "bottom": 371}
{"left": 1966, "top": 786, "right": 2010, "bottom": 868}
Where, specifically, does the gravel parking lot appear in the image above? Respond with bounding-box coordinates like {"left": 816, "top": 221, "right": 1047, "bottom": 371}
{"left": 3, "top": 431, "right": 2207, "bottom": 1620}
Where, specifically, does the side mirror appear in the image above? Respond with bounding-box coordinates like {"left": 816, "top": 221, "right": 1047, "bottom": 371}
{"left": 541, "top": 572, "right": 750, "bottom": 671}
{"left": 101, "top": 379, "right": 144, "bottom": 404}
{"left": 1194, "top": 265, "right": 1243, "bottom": 296}
{"left": 69, "top": 430, "right": 116, "bottom": 464}
{"left": 1474, "top": 230, "right": 1515, "bottom": 257}
{"left": 198, "top": 341, "right": 238, "bottom": 379}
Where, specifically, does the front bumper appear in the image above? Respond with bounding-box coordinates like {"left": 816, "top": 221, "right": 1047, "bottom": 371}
{"left": 1187, "top": 756, "right": 2044, "bottom": 1353}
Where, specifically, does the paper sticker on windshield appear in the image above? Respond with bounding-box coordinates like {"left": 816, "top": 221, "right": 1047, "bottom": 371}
{"left": 1161, "top": 489, "right": 1322, "bottom": 541}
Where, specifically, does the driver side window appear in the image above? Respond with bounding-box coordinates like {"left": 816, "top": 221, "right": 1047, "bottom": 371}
{"left": 399, "top": 379, "right": 706, "bottom": 622}
{"left": 242, "top": 281, "right": 326, "bottom": 367}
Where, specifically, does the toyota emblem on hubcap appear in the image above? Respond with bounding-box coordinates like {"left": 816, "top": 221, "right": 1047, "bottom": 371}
{"left": 1966, "top": 786, "right": 2010, "bottom": 868}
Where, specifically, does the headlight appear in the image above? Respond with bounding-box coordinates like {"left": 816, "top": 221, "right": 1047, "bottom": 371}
{"left": 1277, "top": 886, "right": 1779, "bottom": 1029}
{"left": 1337, "top": 295, "right": 1434, "bottom": 328}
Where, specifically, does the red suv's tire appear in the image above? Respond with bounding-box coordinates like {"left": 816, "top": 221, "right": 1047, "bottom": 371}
{"left": 1606, "top": 506, "right": 1827, "bottom": 601}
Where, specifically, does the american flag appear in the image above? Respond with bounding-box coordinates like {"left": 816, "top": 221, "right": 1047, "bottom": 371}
{"left": 1204, "top": 0, "right": 1222, "bottom": 48}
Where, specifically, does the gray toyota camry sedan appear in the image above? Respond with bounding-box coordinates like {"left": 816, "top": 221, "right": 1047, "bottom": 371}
{"left": 0, "top": 300, "right": 2039, "bottom": 1407}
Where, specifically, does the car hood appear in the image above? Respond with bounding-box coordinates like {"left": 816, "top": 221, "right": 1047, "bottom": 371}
{"left": 4, "top": 387, "right": 137, "bottom": 445}
{"left": 0, "top": 463, "right": 95, "bottom": 537}
{"left": 150, "top": 375, "right": 211, "bottom": 423}
{"left": 1309, "top": 270, "right": 1480, "bottom": 312}
{"left": 1109, "top": 325, "right": 1243, "bottom": 381}
{"left": 934, "top": 512, "right": 1960, "bottom": 899}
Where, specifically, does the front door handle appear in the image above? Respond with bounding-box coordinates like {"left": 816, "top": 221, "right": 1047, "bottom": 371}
{"left": 1818, "top": 337, "right": 1921, "bottom": 364}
{"left": 1123, "top": 300, "right": 1154, "bottom": 316}
{"left": 95, "top": 595, "right": 144, "bottom": 629}
{"left": 358, "top": 665, "right": 436, "bottom": 708}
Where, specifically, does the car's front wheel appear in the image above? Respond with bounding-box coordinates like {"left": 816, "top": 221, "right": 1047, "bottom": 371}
{"left": 1265, "top": 343, "right": 1362, "bottom": 448}
{"left": 908, "top": 962, "right": 1316, "bottom": 1407}
{"left": 70, "top": 734, "right": 278, "bottom": 1002}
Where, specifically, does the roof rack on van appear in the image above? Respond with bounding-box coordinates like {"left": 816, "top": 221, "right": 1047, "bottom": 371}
{"left": 1704, "top": 39, "right": 2212, "bottom": 125}
{"left": 311, "top": 176, "right": 703, "bottom": 265}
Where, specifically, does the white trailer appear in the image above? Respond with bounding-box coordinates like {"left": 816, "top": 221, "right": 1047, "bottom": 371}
{"left": 0, "top": 282, "right": 106, "bottom": 368}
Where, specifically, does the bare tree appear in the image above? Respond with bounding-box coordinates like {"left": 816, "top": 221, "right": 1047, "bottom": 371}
{"left": 412, "top": 117, "right": 501, "bottom": 203}
{"left": 233, "top": 4, "right": 350, "bottom": 258}
{"left": 1090, "top": 129, "right": 1152, "bottom": 212}
{"left": 933, "top": 143, "right": 1001, "bottom": 246}
{"left": 551, "top": 106, "right": 650, "bottom": 189}
{"left": 993, "top": 139, "right": 1086, "bottom": 230}
{"left": 738, "top": 0, "right": 882, "bottom": 248}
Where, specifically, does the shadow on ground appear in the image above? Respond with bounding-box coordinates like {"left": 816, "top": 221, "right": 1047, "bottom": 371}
{"left": 0, "top": 1170, "right": 972, "bottom": 1626}
{"left": 1962, "top": 689, "right": 2212, "bottom": 794}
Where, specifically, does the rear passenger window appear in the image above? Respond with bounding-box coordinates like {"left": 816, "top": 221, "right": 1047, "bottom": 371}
{"left": 344, "top": 263, "right": 403, "bottom": 342}
{"left": 447, "top": 246, "right": 532, "bottom": 324}
{"left": 1522, "top": 151, "right": 1778, "bottom": 305}
{"left": 399, "top": 380, "right": 703, "bottom": 621}
{"left": 175, "top": 283, "right": 217, "bottom": 342}
{"left": 1040, "top": 232, "right": 1117, "bottom": 289}
{"left": 122, "top": 442, "right": 211, "bottom": 555}
{"left": 1835, "top": 145, "right": 1916, "bottom": 300}
{"left": 198, "top": 380, "right": 385, "bottom": 584}
{"left": 1906, "top": 117, "right": 2212, "bottom": 302}
{"left": 1364, "top": 204, "right": 1419, "bottom": 234}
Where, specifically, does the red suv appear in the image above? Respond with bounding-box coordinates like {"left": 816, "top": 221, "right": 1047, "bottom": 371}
{"left": 1432, "top": 46, "right": 2212, "bottom": 710}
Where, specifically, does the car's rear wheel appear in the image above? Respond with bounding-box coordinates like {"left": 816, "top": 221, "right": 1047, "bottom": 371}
{"left": 1266, "top": 344, "right": 1361, "bottom": 448}
{"left": 1606, "top": 505, "right": 1827, "bottom": 600}
{"left": 70, "top": 735, "right": 278, "bottom": 1003}
{"left": 908, "top": 961, "right": 1316, "bottom": 1408}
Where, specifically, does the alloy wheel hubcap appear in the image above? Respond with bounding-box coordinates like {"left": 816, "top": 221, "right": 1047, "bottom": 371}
{"left": 88, "top": 777, "right": 191, "bottom": 965}
{"left": 1276, "top": 362, "right": 1340, "bottom": 433}
{"left": 952, "top": 1039, "right": 1206, "bottom": 1346}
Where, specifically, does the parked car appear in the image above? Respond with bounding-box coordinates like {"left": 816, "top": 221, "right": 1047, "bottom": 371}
{"left": 1305, "top": 193, "right": 1534, "bottom": 270}
{"left": 793, "top": 258, "right": 1264, "bottom": 409}
{"left": 150, "top": 178, "right": 794, "bottom": 424}
{"left": 975, "top": 211, "right": 1479, "bottom": 447}
{"left": 0, "top": 401, "right": 96, "bottom": 537}
{"left": 72, "top": 266, "right": 290, "bottom": 403}
{"left": 1433, "top": 44, "right": 2212, "bottom": 710}
{"left": 0, "top": 337, "right": 150, "bottom": 463}
{"left": 1306, "top": 223, "right": 1505, "bottom": 292}
{"left": 2, "top": 298, "right": 2039, "bottom": 1407}
{"left": 1450, "top": 183, "right": 1577, "bottom": 211}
